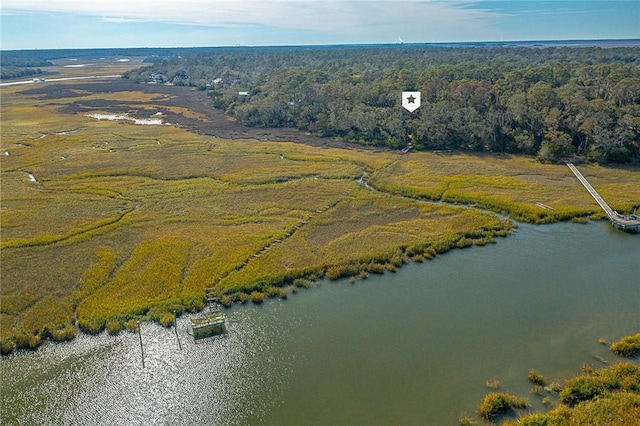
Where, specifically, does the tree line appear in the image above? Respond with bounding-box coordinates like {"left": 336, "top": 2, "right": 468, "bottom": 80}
{"left": 124, "top": 45, "right": 640, "bottom": 163}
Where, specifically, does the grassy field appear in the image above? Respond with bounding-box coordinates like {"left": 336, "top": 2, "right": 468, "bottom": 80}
{"left": 369, "top": 154, "right": 640, "bottom": 223}
{"left": 2, "top": 77, "right": 639, "bottom": 354}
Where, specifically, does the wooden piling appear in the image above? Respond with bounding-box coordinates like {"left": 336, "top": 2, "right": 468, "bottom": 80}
{"left": 137, "top": 321, "right": 145, "bottom": 368}
{"left": 173, "top": 311, "right": 182, "bottom": 351}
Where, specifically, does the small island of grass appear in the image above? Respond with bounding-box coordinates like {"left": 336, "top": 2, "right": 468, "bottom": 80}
{"left": 610, "top": 332, "right": 640, "bottom": 357}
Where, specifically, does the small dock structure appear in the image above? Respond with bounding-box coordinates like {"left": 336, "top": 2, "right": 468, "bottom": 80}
{"left": 190, "top": 312, "right": 226, "bottom": 342}
{"left": 205, "top": 287, "right": 219, "bottom": 312}
{"left": 190, "top": 287, "right": 227, "bottom": 341}
{"left": 567, "top": 163, "right": 640, "bottom": 232}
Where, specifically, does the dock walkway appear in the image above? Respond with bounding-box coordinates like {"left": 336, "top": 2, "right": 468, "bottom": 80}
{"left": 567, "top": 163, "right": 640, "bottom": 232}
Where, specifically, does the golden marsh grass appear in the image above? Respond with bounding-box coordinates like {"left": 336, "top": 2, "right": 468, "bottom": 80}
{"left": 1, "top": 80, "right": 638, "bottom": 354}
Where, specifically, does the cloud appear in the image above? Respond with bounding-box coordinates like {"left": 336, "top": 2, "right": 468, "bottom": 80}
{"left": 2, "top": 1, "right": 505, "bottom": 41}
{"left": 100, "top": 16, "right": 146, "bottom": 24}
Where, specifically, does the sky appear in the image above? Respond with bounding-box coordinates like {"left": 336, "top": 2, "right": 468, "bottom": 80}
{"left": 1, "top": 1, "right": 639, "bottom": 50}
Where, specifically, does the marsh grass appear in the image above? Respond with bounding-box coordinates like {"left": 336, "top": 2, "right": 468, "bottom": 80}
{"left": 106, "top": 319, "right": 123, "bottom": 335}
{"left": 250, "top": 292, "right": 265, "bottom": 304}
{"left": 264, "top": 287, "right": 280, "bottom": 298}
{"left": 79, "top": 317, "right": 105, "bottom": 335}
{"left": 48, "top": 323, "right": 77, "bottom": 342}
{"left": 12, "top": 331, "right": 43, "bottom": 351}
{"left": 367, "top": 263, "right": 386, "bottom": 274}
{"left": 326, "top": 264, "right": 361, "bottom": 281}
{"left": 507, "top": 363, "right": 640, "bottom": 426}
{"left": 610, "top": 333, "right": 640, "bottom": 357}
{"left": 293, "top": 279, "right": 312, "bottom": 288}
{"left": 477, "top": 392, "right": 528, "bottom": 420}
{"left": 159, "top": 312, "right": 175, "bottom": 327}
{"left": 2, "top": 78, "right": 638, "bottom": 354}
{"left": 544, "top": 383, "right": 562, "bottom": 393}
{"left": 236, "top": 293, "right": 250, "bottom": 304}
{"left": 124, "top": 319, "right": 139, "bottom": 332}
{"left": 369, "top": 154, "right": 640, "bottom": 223}
{"left": 0, "top": 338, "right": 17, "bottom": 355}
{"left": 571, "top": 216, "right": 589, "bottom": 224}
{"left": 485, "top": 378, "right": 501, "bottom": 389}
{"left": 528, "top": 369, "right": 546, "bottom": 386}
{"left": 458, "top": 414, "right": 475, "bottom": 425}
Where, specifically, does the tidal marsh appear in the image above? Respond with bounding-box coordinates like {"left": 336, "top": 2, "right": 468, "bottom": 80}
{"left": 1, "top": 80, "right": 639, "bottom": 354}
{"left": 502, "top": 363, "right": 640, "bottom": 426}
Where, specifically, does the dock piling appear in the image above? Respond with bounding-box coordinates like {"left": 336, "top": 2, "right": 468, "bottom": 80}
{"left": 174, "top": 311, "right": 182, "bottom": 351}
{"left": 137, "top": 321, "right": 145, "bottom": 368}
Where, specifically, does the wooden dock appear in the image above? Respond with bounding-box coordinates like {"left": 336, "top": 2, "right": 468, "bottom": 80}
{"left": 567, "top": 163, "right": 640, "bottom": 232}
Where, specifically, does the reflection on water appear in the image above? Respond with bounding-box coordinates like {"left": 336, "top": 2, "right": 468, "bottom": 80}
{"left": 1, "top": 222, "right": 639, "bottom": 425}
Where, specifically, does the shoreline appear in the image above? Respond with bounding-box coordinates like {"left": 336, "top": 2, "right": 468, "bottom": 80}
{"left": 2, "top": 220, "right": 638, "bottom": 424}
{"left": 2, "top": 79, "right": 638, "bottom": 356}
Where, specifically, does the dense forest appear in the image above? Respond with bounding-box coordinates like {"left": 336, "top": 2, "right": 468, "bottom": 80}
{"left": 0, "top": 66, "right": 45, "bottom": 80}
{"left": 0, "top": 53, "right": 51, "bottom": 80}
{"left": 124, "top": 45, "right": 640, "bottom": 164}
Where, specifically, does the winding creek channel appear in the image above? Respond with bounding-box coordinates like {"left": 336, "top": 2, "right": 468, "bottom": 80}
{"left": 1, "top": 221, "right": 638, "bottom": 425}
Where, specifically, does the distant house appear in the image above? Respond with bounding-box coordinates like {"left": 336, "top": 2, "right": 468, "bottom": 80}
{"left": 238, "top": 91, "right": 249, "bottom": 96}
{"left": 149, "top": 73, "right": 165, "bottom": 84}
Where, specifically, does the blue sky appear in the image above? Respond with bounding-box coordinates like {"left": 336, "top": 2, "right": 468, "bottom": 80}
{"left": 1, "top": 1, "right": 638, "bottom": 50}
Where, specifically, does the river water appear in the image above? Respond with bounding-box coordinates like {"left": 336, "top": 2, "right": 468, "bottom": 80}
{"left": 1, "top": 221, "right": 638, "bottom": 425}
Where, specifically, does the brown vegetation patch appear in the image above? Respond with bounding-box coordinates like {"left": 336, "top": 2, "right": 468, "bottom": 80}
{"left": 20, "top": 80, "right": 361, "bottom": 148}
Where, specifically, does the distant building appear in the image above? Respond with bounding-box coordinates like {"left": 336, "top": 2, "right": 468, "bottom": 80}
{"left": 238, "top": 91, "right": 249, "bottom": 96}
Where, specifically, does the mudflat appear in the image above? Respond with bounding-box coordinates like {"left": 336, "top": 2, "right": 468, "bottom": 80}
{"left": 22, "top": 80, "right": 355, "bottom": 148}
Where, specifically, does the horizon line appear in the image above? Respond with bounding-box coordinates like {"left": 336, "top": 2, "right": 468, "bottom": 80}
{"left": 3, "top": 38, "right": 640, "bottom": 53}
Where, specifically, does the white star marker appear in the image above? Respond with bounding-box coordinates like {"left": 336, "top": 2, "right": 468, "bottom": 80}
{"left": 402, "top": 91, "right": 421, "bottom": 112}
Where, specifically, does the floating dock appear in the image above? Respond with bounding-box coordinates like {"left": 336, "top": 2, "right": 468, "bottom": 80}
{"left": 190, "top": 312, "right": 226, "bottom": 341}
{"left": 190, "top": 288, "right": 227, "bottom": 341}
{"left": 567, "top": 163, "right": 640, "bottom": 232}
